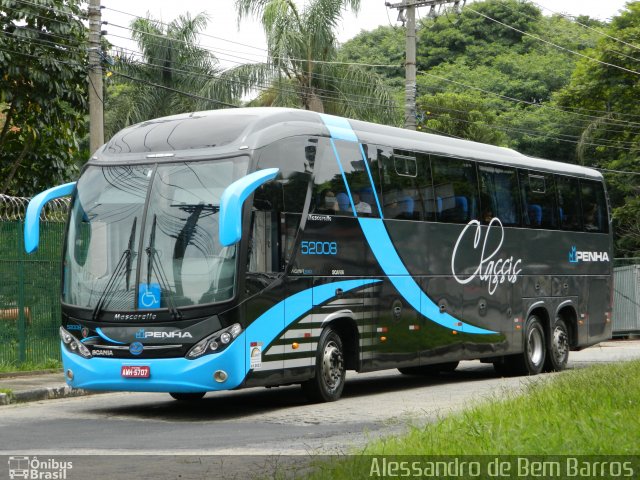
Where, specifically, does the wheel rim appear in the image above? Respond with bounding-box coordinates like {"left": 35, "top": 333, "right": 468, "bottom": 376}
{"left": 528, "top": 326, "right": 544, "bottom": 366}
{"left": 321, "top": 340, "right": 343, "bottom": 392}
{"left": 552, "top": 325, "right": 569, "bottom": 364}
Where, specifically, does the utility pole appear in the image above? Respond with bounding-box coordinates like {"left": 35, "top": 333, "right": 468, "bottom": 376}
{"left": 386, "top": 0, "right": 465, "bottom": 130}
{"left": 88, "top": 0, "right": 104, "bottom": 154}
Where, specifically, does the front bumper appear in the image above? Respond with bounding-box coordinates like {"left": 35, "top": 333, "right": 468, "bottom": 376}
{"left": 61, "top": 334, "right": 247, "bottom": 393}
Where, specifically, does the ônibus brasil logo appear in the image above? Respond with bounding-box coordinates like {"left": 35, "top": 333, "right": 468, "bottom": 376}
{"left": 8, "top": 456, "right": 72, "bottom": 479}
{"left": 569, "top": 246, "right": 610, "bottom": 263}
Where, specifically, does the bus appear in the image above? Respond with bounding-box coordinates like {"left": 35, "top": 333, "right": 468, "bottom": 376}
{"left": 24, "top": 108, "right": 613, "bottom": 402}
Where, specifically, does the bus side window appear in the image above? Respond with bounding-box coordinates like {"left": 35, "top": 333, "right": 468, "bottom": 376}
{"left": 313, "top": 140, "right": 381, "bottom": 217}
{"left": 556, "top": 175, "right": 582, "bottom": 231}
{"left": 580, "top": 180, "right": 609, "bottom": 233}
{"left": 519, "top": 171, "right": 558, "bottom": 229}
{"left": 379, "top": 148, "right": 428, "bottom": 221}
{"left": 431, "top": 155, "right": 479, "bottom": 224}
{"left": 478, "top": 164, "right": 520, "bottom": 226}
{"left": 257, "top": 136, "right": 318, "bottom": 271}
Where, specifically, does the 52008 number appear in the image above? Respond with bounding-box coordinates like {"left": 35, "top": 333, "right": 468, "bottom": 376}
{"left": 300, "top": 241, "right": 338, "bottom": 255}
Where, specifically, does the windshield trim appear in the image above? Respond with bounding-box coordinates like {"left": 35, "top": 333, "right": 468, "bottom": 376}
{"left": 63, "top": 156, "right": 252, "bottom": 317}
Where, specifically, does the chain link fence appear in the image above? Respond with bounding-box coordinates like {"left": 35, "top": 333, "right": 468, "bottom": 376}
{"left": 0, "top": 194, "right": 69, "bottom": 366}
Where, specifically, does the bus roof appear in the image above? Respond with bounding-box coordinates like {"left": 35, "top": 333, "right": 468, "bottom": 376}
{"left": 96, "top": 107, "right": 602, "bottom": 180}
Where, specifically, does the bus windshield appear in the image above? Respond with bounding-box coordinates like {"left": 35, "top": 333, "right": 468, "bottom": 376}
{"left": 63, "top": 157, "right": 249, "bottom": 312}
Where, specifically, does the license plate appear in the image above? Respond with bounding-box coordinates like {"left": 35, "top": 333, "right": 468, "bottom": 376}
{"left": 121, "top": 365, "right": 150, "bottom": 378}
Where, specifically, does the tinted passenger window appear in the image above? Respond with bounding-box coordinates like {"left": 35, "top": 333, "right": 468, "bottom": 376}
{"left": 431, "top": 156, "right": 479, "bottom": 223}
{"left": 258, "top": 136, "right": 315, "bottom": 213}
{"left": 519, "top": 171, "right": 557, "bottom": 229}
{"left": 556, "top": 176, "right": 582, "bottom": 231}
{"left": 311, "top": 139, "right": 379, "bottom": 217}
{"left": 580, "top": 180, "right": 609, "bottom": 233}
{"left": 378, "top": 148, "right": 430, "bottom": 220}
{"left": 478, "top": 164, "right": 520, "bottom": 226}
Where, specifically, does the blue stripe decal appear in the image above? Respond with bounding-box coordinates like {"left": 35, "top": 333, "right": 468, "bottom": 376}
{"left": 243, "top": 278, "right": 381, "bottom": 375}
{"left": 359, "top": 218, "right": 496, "bottom": 334}
{"left": 95, "top": 327, "right": 126, "bottom": 345}
{"left": 329, "top": 139, "right": 357, "bottom": 216}
{"left": 358, "top": 143, "right": 384, "bottom": 219}
{"left": 319, "top": 113, "right": 358, "bottom": 142}
{"left": 319, "top": 112, "right": 495, "bottom": 335}
{"left": 63, "top": 279, "right": 381, "bottom": 393}
{"left": 80, "top": 336, "right": 99, "bottom": 344}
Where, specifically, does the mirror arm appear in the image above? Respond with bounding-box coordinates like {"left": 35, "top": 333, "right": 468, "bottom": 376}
{"left": 24, "top": 182, "right": 76, "bottom": 253}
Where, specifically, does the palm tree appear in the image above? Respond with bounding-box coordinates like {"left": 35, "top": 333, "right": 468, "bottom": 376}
{"left": 107, "top": 13, "right": 229, "bottom": 136}
{"left": 202, "top": 0, "right": 397, "bottom": 123}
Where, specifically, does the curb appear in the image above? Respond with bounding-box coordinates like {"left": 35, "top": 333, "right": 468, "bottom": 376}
{"left": 0, "top": 385, "right": 103, "bottom": 406}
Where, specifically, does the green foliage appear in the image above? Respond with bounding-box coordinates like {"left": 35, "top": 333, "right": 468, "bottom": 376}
{"left": 0, "top": 0, "right": 88, "bottom": 196}
{"left": 417, "top": 91, "right": 507, "bottom": 145}
{"left": 107, "top": 12, "right": 226, "bottom": 136}
{"left": 226, "top": 0, "right": 397, "bottom": 123}
{"left": 300, "top": 361, "right": 640, "bottom": 479}
{"left": 554, "top": 3, "right": 640, "bottom": 256}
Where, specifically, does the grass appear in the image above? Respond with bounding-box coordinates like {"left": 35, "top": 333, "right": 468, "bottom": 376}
{"left": 0, "top": 358, "right": 62, "bottom": 374}
{"left": 302, "top": 360, "right": 640, "bottom": 479}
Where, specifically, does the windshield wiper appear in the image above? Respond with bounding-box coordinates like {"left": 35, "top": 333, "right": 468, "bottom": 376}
{"left": 92, "top": 217, "right": 137, "bottom": 321}
{"left": 145, "top": 214, "right": 182, "bottom": 320}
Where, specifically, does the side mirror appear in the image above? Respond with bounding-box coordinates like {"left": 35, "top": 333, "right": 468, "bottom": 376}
{"left": 219, "top": 168, "right": 279, "bottom": 246}
{"left": 24, "top": 182, "right": 76, "bottom": 253}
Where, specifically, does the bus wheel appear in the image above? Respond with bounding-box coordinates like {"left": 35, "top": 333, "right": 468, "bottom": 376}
{"left": 514, "top": 315, "right": 546, "bottom": 375}
{"left": 302, "top": 328, "right": 345, "bottom": 402}
{"left": 169, "top": 392, "right": 206, "bottom": 401}
{"left": 544, "top": 318, "right": 569, "bottom": 372}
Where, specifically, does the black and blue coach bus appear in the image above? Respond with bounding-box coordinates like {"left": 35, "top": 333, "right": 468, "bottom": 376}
{"left": 24, "top": 108, "right": 612, "bottom": 402}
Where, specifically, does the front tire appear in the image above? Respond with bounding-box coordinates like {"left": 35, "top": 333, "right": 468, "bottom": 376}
{"left": 302, "top": 328, "right": 345, "bottom": 402}
{"left": 169, "top": 392, "right": 206, "bottom": 401}
{"left": 544, "top": 318, "right": 569, "bottom": 372}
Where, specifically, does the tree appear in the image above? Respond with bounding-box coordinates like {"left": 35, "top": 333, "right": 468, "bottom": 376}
{"left": 107, "top": 12, "right": 226, "bottom": 136}
{"left": 0, "top": 0, "right": 87, "bottom": 196}
{"left": 555, "top": 3, "right": 640, "bottom": 256}
{"left": 416, "top": 91, "right": 507, "bottom": 145}
{"left": 208, "top": 0, "right": 396, "bottom": 123}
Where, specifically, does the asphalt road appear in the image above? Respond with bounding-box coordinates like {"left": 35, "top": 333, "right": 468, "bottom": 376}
{"left": 1, "top": 341, "right": 639, "bottom": 460}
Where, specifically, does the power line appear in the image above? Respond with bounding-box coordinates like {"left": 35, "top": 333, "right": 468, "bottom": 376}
{"left": 107, "top": 70, "right": 239, "bottom": 109}
{"left": 418, "top": 69, "right": 640, "bottom": 129}
{"left": 421, "top": 110, "right": 639, "bottom": 152}
{"left": 466, "top": 5, "right": 640, "bottom": 77}
{"left": 529, "top": 0, "right": 640, "bottom": 54}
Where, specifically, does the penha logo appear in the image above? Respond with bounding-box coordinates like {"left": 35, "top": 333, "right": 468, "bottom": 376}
{"left": 135, "top": 328, "right": 192, "bottom": 339}
{"left": 569, "top": 246, "right": 610, "bottom": 263}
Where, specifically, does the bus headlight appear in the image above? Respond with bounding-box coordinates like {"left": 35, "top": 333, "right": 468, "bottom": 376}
{"left": 187, "top": 323, "right": 242, "bottom": 359}
{"left": 59, "top": 326, "right": 92, "bottom": 359}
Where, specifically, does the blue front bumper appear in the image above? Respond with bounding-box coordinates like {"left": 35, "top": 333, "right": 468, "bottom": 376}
{"left": 61, "top": 336, "right": 247, "bottom": 393}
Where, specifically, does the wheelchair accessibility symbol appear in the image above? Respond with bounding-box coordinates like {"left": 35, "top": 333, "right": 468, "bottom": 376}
{"left": 138, "top": 283, "right": 161, "bottom": 309}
